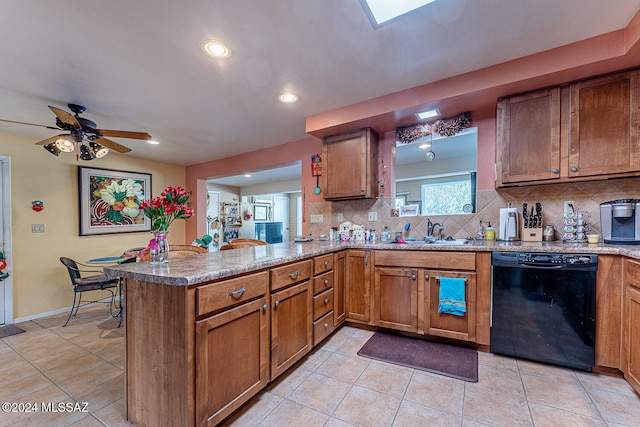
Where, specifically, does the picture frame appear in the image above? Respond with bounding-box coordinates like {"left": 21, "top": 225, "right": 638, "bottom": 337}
{"left": 254, "top": 205, "right": 268, "bottom": 221}
{"left": 78, "top": 166, "right": 152, "bottom": 236}
{"left": 399, "top": 204, "right": 420, "bottom": 217}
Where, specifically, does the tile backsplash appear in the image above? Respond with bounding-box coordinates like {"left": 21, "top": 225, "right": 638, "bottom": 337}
{"left": 308, "top": 176, "right": 640, "bottom": 240}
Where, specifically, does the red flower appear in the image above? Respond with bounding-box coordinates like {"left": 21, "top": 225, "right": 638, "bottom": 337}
{"left": 141, "top": 186, "right": 194, "bottom": 231}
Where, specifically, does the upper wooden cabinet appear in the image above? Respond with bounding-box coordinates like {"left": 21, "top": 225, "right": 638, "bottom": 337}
{"left": 496, "top": 87, "right": 562, "bottom": 185}
{"left": 322, "top": 128, "right": 378, "bottom": 200}
{"left": 497, "top": 69, "right": 640, "bottom": 187}
{"left": 569, "top": 71, "right": 640, "bottom": 178}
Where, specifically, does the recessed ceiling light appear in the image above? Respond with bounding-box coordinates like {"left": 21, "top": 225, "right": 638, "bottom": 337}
{"left": 415, "top": 108, "right": 441, "bottom": 120}
{"left": 203, "top": 40, "right": 231, "bottom": 58}
{"left": 418, "top": 143, "right": 431, "bottom": 149}
{"left": 279, "top": 93, "right": 298, "bottom": 103}
{"left": 361, "top": 0, "right": 437, "bottom": 27}
{"left": 147, "top": 140, "right": 160, "bottom": 145}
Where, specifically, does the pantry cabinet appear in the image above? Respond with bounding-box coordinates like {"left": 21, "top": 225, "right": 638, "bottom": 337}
{"left": 623, "top": 258, "right": 640, "bottom": 393}
{"left": 497, "top": 69, "right": 640, "bottom": 187}
{"left": 322, "top": 128, "right": 378, "bottom": 200}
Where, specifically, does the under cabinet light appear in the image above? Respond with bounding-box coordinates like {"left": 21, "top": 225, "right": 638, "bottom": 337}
{"left": 415, "top": 108, "right": 441, "bottom": 120}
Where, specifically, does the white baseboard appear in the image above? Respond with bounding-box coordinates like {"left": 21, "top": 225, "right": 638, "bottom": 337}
{"left": 13, "top": 297, "right": 114, "bottom": 324}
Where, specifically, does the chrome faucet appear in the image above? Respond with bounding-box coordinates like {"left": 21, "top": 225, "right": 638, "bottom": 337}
{"left": 427, "top": 220, "right": 443, "bottom": 238}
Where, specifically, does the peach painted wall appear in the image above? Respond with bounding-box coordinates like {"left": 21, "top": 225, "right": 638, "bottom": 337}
{"left": 185, "top": 137, "right": 322, "bottom": 242}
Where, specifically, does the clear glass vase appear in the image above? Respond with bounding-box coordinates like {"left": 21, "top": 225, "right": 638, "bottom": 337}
{"left": 150, "top": 230, "right": 169, "bottom": 264}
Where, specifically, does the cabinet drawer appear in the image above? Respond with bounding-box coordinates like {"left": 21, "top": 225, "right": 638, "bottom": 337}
{"left": 271, "top": 259, "right": 312, "bottom": 291}
{"left": 313, "top": 310, "right": 335, "bottom": 345}
{"left": 196, "top": 271, "right": 269, "bottom": 316}
{"left": 313, "top": 271, "right": 333, "bottom": 295}
{"left": 314, "top": 254, "right": 334, "bottom": 275}
{"left": 625, "top": 258, "right": 640, "bottom": 287}
{"left": 313, "top": 288, "right": 334, "bottom": 320}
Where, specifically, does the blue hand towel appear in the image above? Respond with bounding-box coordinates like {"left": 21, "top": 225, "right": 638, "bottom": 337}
{"left": 438, "top": 277, "right": 466, "bottom": 316}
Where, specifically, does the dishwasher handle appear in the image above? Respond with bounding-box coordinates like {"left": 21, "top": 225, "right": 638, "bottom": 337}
{"left": 517, "top": 262, "right": 565, "bottom": 269}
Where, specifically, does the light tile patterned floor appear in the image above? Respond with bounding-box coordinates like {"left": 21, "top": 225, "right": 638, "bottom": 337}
{"left": 1, "top": 306, "right": 638, "bottom": 427}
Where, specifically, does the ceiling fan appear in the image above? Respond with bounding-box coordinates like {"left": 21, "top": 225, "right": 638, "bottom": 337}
{"left": 0, "top": 103, "right": 152, "bottom": 160}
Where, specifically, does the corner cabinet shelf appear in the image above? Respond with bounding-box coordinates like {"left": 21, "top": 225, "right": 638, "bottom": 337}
{"left": 321, "top": 128, "right": 378, "bottom": 200}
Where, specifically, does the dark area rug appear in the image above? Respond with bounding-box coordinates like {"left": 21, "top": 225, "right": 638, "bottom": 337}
{"left": 0, "top": 324, "right": 25, "bottom": 339}
{"left": 357, "top": 332, "right": 478, "bottom": 382}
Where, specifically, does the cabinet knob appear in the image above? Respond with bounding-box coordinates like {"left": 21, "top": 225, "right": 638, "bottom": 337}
{"left": 324, "top": 298, "right": 329, "bottom": 304}
{"left": 324, "top": 261, "right": 329, "bottom": 267}
{"left": 288, "top": 272, "right": 299, "bottom": 279}
{"left": 361, "top": 188, "right": 365, "bottom": 193}
{"left": 425, "top": 274, "right": 430, "bottom": 280}
{"left": 229, "top": 287, "right": 246, "bottom": 296}
{"left": 324, "top": 323, "right": 329, "bottom": 328}
{"left": 571, "top": 166, "right": 578, "bottom": 172}
{"left": 324, "top": 279, "right": 329, "bottom": 285}
{"left": 411, "top": 274, "right": 416, "bottom": 280}
{"left": 274, "top": 300, "right": 280, "bottom": 307}
{"left": 262, "top": 304, "right": 268, "bottom": 311}
{"left": 552, "top": 168, "right": 559, "bottom": 174}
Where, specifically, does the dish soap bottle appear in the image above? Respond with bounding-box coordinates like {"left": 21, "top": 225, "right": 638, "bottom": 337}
{"left": 485, "top": 222, "right": 495, "bottom": 240}
{"left": 476, "top": 220, "right": 485, "bottom": 239}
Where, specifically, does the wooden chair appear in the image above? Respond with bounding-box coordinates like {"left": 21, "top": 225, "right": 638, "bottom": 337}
{"left": 137, "top": 244, "right": 207, "bottom": 261}
{"left": 228, "top": 238, "right": 269, "bottom": 248}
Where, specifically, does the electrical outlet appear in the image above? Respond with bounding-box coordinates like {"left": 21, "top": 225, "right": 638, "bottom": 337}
{"left": 310, "top": 214, "right": 323, "bottom": 223}
{"left": 564, "top": 201, "right": 575, "bottom": 216}
{"left": 368, "top": 211, "right": 378, "bottom": 221}
{"left": 32, "top": 223, "right": 45, "bottom": 233}
{"left": 336, "top": 213, "right": 343, "bottom": 221}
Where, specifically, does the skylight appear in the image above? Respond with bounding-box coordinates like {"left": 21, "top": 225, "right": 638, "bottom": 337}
{"left": 361, "top": 0, "right": 437, "bottom": 27}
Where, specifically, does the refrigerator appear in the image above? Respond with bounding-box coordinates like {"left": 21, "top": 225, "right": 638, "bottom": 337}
{"left": 255, "top": 222, "right": 283, "bottom": 244}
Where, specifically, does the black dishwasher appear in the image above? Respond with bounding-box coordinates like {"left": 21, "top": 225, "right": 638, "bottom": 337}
{"left": 491, "top": 252, "right": 597, "bottom": 371}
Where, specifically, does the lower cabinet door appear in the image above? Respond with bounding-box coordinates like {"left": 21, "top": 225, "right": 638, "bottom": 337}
{"left": 195, "top": 297, "right": 270, "bottom": 427}
{"left": 271, "top": 281, "right": 313, "bottom": 379}
{"left": 374, "top": 267, "right": 418, "bottom": 332}
{"left": 425, "top": 271, "right": 476, "bottom": 341}
{"left": 625, "top": 285, "right": 640, "bottom": 392}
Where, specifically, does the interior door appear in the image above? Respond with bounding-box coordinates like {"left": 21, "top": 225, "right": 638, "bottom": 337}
{"left": 0, "top": 157, "right": 9, "bottom": 325}
{"left": 273, "top": 196, "right": 289, "bottom": 242}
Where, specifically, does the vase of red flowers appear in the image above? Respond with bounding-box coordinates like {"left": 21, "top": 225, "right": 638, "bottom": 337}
{"left": 139, "top": 186, "right": 195, "bottom": 263}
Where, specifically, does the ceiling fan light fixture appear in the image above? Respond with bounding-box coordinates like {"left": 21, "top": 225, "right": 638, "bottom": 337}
{"left": 89, "top": 141, "right": 109, "bottom": 158}
{"left": 43, "top": 142, "right": 61, "bottom": 156}
{"left": 79, "top": 144, "right": 96, "bottom": 160}
{"left": 55, "top": 136, "right": 75, "bottom": 152}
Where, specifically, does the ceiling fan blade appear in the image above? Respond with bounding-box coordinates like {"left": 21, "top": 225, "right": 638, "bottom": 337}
{"left": 97, "top": 129, "right": 152, "bottom": 140}
{"left": 34, "top": 134, "right": 68, "bottom": 146}
{"left": 94, "top": 137, "right": 132, "bottom": 153}
{"left": 48, "top": 106, "right": 81, "bottom": 128}
{"left": 0, "top": 118, "right": 60, "bottom": 130}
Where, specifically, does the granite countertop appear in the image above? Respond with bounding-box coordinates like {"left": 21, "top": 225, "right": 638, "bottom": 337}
{"left": 104, "top": 239, "right": 640, "bottom": 287}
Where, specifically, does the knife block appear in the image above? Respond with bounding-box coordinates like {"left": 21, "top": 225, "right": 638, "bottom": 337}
{"left": 521, "top": 225, "right": 543, "bottom": 242}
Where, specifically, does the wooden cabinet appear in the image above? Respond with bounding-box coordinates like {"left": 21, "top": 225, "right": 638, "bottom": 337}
{"left": 312, "top": 253, "right": 336, "bottom": 345}
{"left": 497, "top": 69, "right": 640, "bottom": 187}
{"left": 373, "top": 267, "right": 418, "bottom": 332}
{"left": 595, "top": 255, "right": 622, "bottom": 370}
{"left": 322, "top": 128, "right": 378, "bottom": 200}
{"left": 195, "top": 272, "right": 270, "bottom": 427}
{"left": 345, "top": 249, "right": 372, "bottom": 323}
{"left": 333, "top": 251, "right": 347, "bottom": 326}
{"left": 569, "top": 71, "right": 640, "bottom": 178}
{"left": 372, "top": 251, "right": 486, "bottom": 344}
{"left": 496, "top": 87, "right": 561, "bottom": 185}
{"left": 424, "top": 271, "right": 476, "bottom": 342}
{"left": 623, "top": 258, "right": 640, "bottom": 393}
{"left": 270, "top": 260, "right": 313, "bottom": 379}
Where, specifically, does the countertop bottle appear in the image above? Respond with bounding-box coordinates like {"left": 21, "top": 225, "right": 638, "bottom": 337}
{"left": 381, "top": 226, "right": 391, "bottom": 242}
{"left": 485, "top": 222, "right": 495, "bottom": 240}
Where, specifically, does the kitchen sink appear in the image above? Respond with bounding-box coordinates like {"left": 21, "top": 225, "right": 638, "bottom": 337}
{"left": 432, "top": 239, "right": 469, "bottom": 245}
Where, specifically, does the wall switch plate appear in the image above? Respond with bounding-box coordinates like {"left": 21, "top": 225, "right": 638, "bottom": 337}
{"left": 336, "top": 213, "right": 343, "bottom": 221}
{"left": 32, "top": 223, "right": 45, "bottom": 233}
{"left": 564, "top": 201, "right": 575, "bottom": 216}
{"left": 310, "top": 214, "right": 324, "bottom": 223}
{"left": 368, "top": 211, "right": 378, "bottom": 221}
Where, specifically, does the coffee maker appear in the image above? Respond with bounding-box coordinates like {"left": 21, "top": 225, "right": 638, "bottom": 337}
{"left": 600, "top": 199, "right": 640, "bottom": 244}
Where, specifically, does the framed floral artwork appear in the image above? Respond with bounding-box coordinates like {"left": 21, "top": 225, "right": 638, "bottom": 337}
{"left": 78, "top": 166, "right": 152, "bottom": 235}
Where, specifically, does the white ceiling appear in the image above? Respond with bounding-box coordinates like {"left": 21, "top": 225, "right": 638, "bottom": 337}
{"left": 0, "top": 1, "right": 638, "bottom": 166}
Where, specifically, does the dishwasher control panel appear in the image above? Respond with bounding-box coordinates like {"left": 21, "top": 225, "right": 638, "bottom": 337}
{"left": 516, "top": 253, "right": 598, "bottom": 267}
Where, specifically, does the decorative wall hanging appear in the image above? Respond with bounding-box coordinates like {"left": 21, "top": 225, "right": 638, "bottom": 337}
{"left": 78, "top": 166, "right": 152, "bottom": 236}
{"left": 32, "top": 200, "right": 44, "bottom": 211}
{"left": 396, "top": 112, "right": 472, "bottom": 144}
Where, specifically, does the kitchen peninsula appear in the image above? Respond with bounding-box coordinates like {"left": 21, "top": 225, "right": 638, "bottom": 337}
{"left": 106, "top": 240, "right": 640, "bottom": 427}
